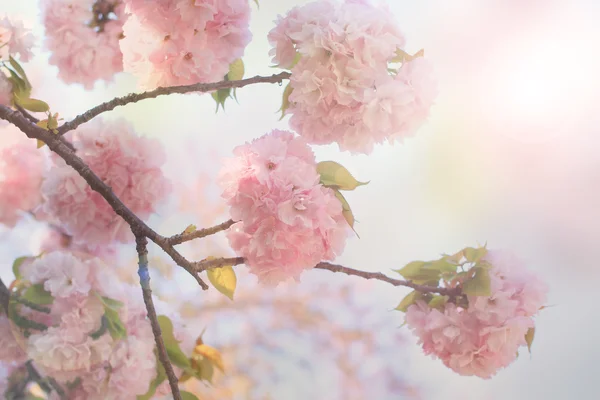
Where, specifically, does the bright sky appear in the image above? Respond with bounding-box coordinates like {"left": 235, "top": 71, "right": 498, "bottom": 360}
{"left": 2, "top": 1, "right": 600, "bottom": 399}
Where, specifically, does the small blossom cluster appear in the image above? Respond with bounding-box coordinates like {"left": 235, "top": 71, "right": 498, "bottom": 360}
{"left": 268, "top": 0, "right": 437, "bottom": 154}
{"left": 0, "top": 125, "right": 45, "bottom": 227}
{"left": 0, "top": 15, "right": 35, "bottom": 105}
{"left": 41, "top": 0, "right": 126, "bottom": 89}
{"left": 405, "top": 250, "right": 548, "bottom": 378}
{"left": 0, "top": 251, "right": 192, "bottom": 399}
{"left": 218, "top": 130, "right": 349, "bottom": 285}
{"left": 40, "top": 118, "right": 171, "bottom": 248}
{"left": 120, "top": 0, "right": 252, "bottom": 89}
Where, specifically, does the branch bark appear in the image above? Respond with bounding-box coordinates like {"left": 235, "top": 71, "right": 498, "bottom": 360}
{"left": 166, "top": 219, "right": 236, "bottom": 246}
{"left": 135, "top": 234, "right": 182, "bottom": 400}
{"left": 57, "top": 72, "right": 291, "bottom": 135}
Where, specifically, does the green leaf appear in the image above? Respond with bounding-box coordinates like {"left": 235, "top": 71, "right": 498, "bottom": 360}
{"left": 525, "top": 327, "right": 535, "bottom": 354}
{"left": 183, "top": 224, "right": 196, "bottom": 235}
{"left": 227, "top": 59, "right": 244, "bottom": 81}
{"left": 252, "top": 0, "right": 259, "bottom": 9}
{"left": 137, "top": 352, "right": 166, "bottom": 400}
{"left": 22, "top": 284, "right": 53, "bottom": 306}
{"left": 7, "top": 69, "right": 28, "bottom": 98}
{"left": 181, "top": 391, "right": 200, "bottom": 400}
{"left": 12, "top": 256, "right": 30, "bottom": 279}
{"left": 14, "top": 97, "right": 50, "bottom": 113}
{"left": 89, "top": 315, "right": 109, "bottom": 339}
{"left": 422, "top": 259, "right": 459, "bottom": 274}
{"left": 463, "top": 246, "right": 488, "bottom": 264}
{"left": 332, "top": 189, "right": 358, "bottom": 236}
{"left": 391, "top": 48, "right": 425, "bottom": 63}
{"left": 211, "top": 88, "right": 231, "bottom": 112}
{"left": 104, "top": 307, "right": 127, "bottom": 340}
{"left": 428, "top": 295, "right": 449, "bottom": 310}
{"left": 278, "top": 82, "right": 293, "bottom": 120}
{"left": 157, "top": 315, "right": 192, "bottom": 369}
{"left": 394, "top": 261, "right": 441, "bottom": 285}
{"left": 461, "top": 267, "right": 491, "bottom": 296}
{"left": 206, "top": 264, "right": 237, "bottom": 301}
{"left": 195, "top": 356, "right": 215, "bottom": 383}
{"left": 395, "top": 290, "right": 422, "bottom": 312}
{"left": 99, "top": 295, "right": 124, "bottom": 310}
{"left": 316, "top": 161, "right": 369, "bottom": 191}
{"left": 8, "top": 56, "right": 31, "bottom": 87}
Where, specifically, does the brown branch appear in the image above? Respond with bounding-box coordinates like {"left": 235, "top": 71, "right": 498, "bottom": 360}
{"left": 57, "top": 72, "right": 292, "bottom": 135}
{"left": 0, "top": 277, "right": 10, "bottom": 314}
{"left": 135, "top": 235, "right": 182, "bottom": 400}
{"left": 166, "top": 219, "right": 236, "bottom": 246}
{"left": 0, "top": 105, "right": 208, "bottom": 289}
{"left": 191, "top": 257, "right": 459, "bottom": 296}
{"left": 15, "top": 104, "right": 39, "bottom": 123}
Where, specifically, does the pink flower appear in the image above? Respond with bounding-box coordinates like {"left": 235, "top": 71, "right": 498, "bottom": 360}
{"left": 0, "top": 125, "right": 44, "bottom": 227}
{"left": 218, "top": 130, "right": 349, "bottom": 285}
{"left": 268, "top": 0, "right": 436, "bottom": 154}
{"left": 404, "top": 249, "right": 547, "bottom": 379}
{"left": 120, "top": 0, "right": 252, "bottom": 89}
{"left": 23, "top": 251, "right": 92, "bottom": 298}
{"left": 0, "top": 16, "right": 35, "bottom": 61}
{"left": 41, "top": 118, "right": 171, "bottom": 247}
{"left": 41, "top": 0, "right": 126, "bottom": 89}
{"left": 0, "top": 316, "right": 27, "bottom": 363}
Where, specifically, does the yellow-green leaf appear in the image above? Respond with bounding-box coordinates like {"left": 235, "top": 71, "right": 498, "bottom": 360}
{"left": 206, "top": 263, "right": 237, "bottom": 301}
{"left": 36, "top": 139, "right": 45, "bottom": 149}
{"left": 316, "top": 161, "right": 369, "bottom": 190}
{"left": 181, "top": 391, "right": 200, "bottom": 400}
{"left": 183, "top": 224, "right": 196, "bottom": 235}
{"left": 252, "top": 0, "right": 259, "bottom": 9}
{"left": 391, "top": 48, "right": 425, "bottom": 63}
{"left": 278, "top": 82, "right": 293, "bottom": 120}
{"left": 194, "top": 344, "right": 224, "bottom": 372}
{"left": 12, "top": 256, "right": 30, "bottom": 279}
{"left": 394, "top": 261, "right": 441, "bottom": 285}
{"left": 157, "top": 315, "right": 191, "bottom": 369}
{"left": 8, "top": 56, "right": 31, "bottom": 89}
{"left": 227, "top": 59, "right": 244, "bottom": 81}
{"left": 137, "top": 352, "right": 166, "bottom": 400}
{"left": 395, "top": 290, "right": 422, "bottom": 312}
{"left": 462, "top": 267, "right": 491, "bottom": 296}
{"left": 332, "top": 189, "right": 358, "bottom": 236}
{"left": 22, "top": 284, "right": 53, "bottom": 305}
{"left": 36, "top": 120, "right": 49, "bottom": 130}
{"left": 422, "top": 259, "right": 458, "bottom": 274}
{"left": 428, "top": 295, "right": 449, "bottom": 310}
{"left": 463, "top": 246, "right": 488, "bottom": 264}
{"left": 525, "top": 327, "right": 535, "bottom": 354}
{"left": 15, "top": 97, "right": 50, "bottom": 113}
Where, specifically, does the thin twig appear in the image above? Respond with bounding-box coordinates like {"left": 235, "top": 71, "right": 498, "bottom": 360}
{"left": 167, "top": 219, "right": 236, "bottom": 246}
{"left": 15, "top": 104, "right": 39, "bottom": 123}
{"left": 57, "top": 72, "right": 291, "bottom": 135}
{"left": 135, "top": 234, "right": 182, "bottom": 400}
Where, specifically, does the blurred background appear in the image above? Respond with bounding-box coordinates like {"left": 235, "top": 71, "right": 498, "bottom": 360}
{"left": 1, "top": 0, "right": 599, "bottom": 399}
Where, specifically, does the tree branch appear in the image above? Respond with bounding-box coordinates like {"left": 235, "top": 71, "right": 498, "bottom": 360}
{"left": 166, "top": 219, "right": 236, "bottom": 246}
{"left": 15, "top": 104, "right": 40, "bottom": 123}
{"left": 135, "top": 234, "right": 182, "bottom": 400}
{"left": 57, "top": 72, "right": 292, "bottom": 135}
{"left": 0, "top": 277, "right": 10, "bottom": 314}
{"left": 0, "top": 105, "right": 208, "bottom": 289}
{"left": 192, "top": 257, "right": 460, "bottom": 297}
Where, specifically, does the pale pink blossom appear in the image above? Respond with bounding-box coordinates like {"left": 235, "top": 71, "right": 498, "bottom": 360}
{"left": 23, "top": 251, "right": 92, "bottom": 298}
{"left": 0, "top": 16, "right": 35, "bottom": 61}
{"left": 0, "top": 316, "right": 27, "bottom": 363}
{"left": 41, "top": 118, "right": 171, "bottom": 247}
{"left": 405, "top": 249, "right": 547, "bottom": 379}
{"left": 0, "top": 125, "right": 45, "bottom": 227}
{"left": 120, "top": 0, "right": 252, "bottom": 89}
{"left": 42, "top": 0, "right": 126, "bottom": 89}
{"left": 269, "top": 0, "right": 436, "bottom": 154}
{"left": 218, "top": 130, "right": 349, "bottom": 285}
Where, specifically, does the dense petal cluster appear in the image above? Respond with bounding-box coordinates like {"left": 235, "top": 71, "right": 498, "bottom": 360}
{"left": 41, "top": 0, "right": 126, "bottom": 89}
{"left": 120, "top": 0, "right": 252, "bottom": 89}
{"left": 0, "top": 251, "right": 191, "bottom": 399}
{"left": 268, "top": 0, "right": 437, "bottom": 154}
{"left": 0, "top": 15, "right": 35, "bottom": 61}
{"left": 218, "top": 130, "right": 349, "bottom": 285}
{"left": 41, "top": 118, "right": 171, "bottom": 247}
{"left": 405, "top": 249, "right": 548, "bottom": 378}
{"left": 0, "top": 125, "right": 45, "bottom": 227}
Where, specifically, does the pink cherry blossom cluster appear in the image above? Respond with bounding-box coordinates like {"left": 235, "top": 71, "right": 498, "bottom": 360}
{"left": 41, "top": 0, "right": 126, "bottom": 89}
{"left": 0, "top": 251, "right": 192, "bottom": 399}
{"left": 0, "top": 15, "right": 35, "bottom": 105}
{"left": 0, "top": 15, "right": 35, "bottom": 62}
{"left": 120, "top": 0, "right": 252, "bottom": 89}
{"left": 0, "top": 125, "right": 45, "bottom": 227}
{"left": 404, "top": 249, "right": 548, "bottom": 379}
{"left": 218, "top": 130, "right": 349, "bottom": 285}
{"left": 40, "top": 118, "right": 171, "bottom": 249}
{"left": 268, "top": 0, "right": 437, "bottom": 154}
